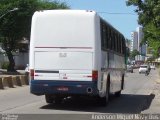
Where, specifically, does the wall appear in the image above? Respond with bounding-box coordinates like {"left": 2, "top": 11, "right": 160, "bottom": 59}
{"left": 14, "top": 53, "right": 29, "bottom": 69}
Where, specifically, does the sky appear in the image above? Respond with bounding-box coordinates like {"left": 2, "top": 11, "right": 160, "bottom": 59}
{"left": 57, "top": 0, "right": 139, "bottom": 39}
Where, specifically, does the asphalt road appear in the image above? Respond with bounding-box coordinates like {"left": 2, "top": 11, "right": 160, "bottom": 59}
{"left": 0, "top": 69, "right": 159, "bottom": 120}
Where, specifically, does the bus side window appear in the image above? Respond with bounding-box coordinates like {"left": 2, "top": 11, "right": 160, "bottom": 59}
{"left": 108, "top": 28, "right": 112, "bottom": 50}
{"left": 104, "top": 24, "right": 107, "bottom": 50}
{"left": 122, "top": 38, "right": 126, "bottom": 54}
{"left": 103, "top": 24, "right": 107, "bottom": 50}
{"left": 106, "top": 26, "right": 109, "bottom": 49}
{"left": 100, "top": 20, "right": 104, "bottom": 50}
{"left": 120, "top": 37, "right": 122, "bottom": 54}
{"left": 115, "top": 34, "right": 118, "bottom": 52}
{"left": 111, "top": 30, "right": 115, "bottom": 51}
{"left": 101, "top": 20, "right": 108, "bottom": 51}
{"left": 110, "top": 30, "right": 113, "bottom": 50}
{"left": 120, "top": 37, "right": 124, "bottom": 54}
{"left": 117, "top": 34, "right": 120, "bottom": 53}
{"left": 113, "top": 32, "right": 115, "bottom": 51}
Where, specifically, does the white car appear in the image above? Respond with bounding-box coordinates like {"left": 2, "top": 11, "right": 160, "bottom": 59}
{"left": 150, "top": 65, "right": 155, "bottom": 70}
{"left": 126, "top": 65, "right": 133, "bottom": 73}
{"left": 139, "top": 65, "right": 149, "bottom": 74}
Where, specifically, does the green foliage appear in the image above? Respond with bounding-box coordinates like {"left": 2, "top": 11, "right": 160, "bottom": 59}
{"left": 126, "top": 0, "right": 160, "bottom": 56}
{"left": 1, "top": 62, "right": 9, "bottom": 69}
{"left": 125, "top": 39, "right": 131, "bottom": 58}
{"left": 0, "top": 0, "right": 69, "bottom": 71}
{"left": 0, "top": 0, "right": 69, "bottom": 51}
{"left": 130, "top": 49, "right": 140, "bottom": 59}
{"left": 125, "top": 39, "right": 131, "bottom": 47}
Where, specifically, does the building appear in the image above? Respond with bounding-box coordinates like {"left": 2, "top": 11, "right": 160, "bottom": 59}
{"left": 136, "top": 26, "right": 146, "bottom": 56}
{"left": 131, "top": 31, "right": 138, "bottom": 51}
{"left": 131, "top": 26, "right": 147, "bottom": 61}
{"left": 131, "top": 27, "right": 147, "bottom": 55}
{"left": 0, "top": 38, "right": 29, "bottom": 69}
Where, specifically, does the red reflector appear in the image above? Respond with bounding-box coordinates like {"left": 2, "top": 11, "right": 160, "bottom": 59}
{"left": 30, "top": 69, "right": 34, "bottom": 80}
{"left": 92, "top": 70, "right": 98, "bottom": 81}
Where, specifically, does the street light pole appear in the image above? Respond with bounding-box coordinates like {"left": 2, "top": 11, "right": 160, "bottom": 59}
{"left": 0, "top": 8, "right": 19, "bottom": 19}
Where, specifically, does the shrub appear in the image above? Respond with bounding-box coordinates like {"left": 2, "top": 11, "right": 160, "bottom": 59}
{"left": 1, "top": 62, "right": 9, "bottom": 69}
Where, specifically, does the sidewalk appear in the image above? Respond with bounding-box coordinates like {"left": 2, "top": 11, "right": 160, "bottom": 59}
{"left": 142, "top": 68, "right": 160, "bottom": 113}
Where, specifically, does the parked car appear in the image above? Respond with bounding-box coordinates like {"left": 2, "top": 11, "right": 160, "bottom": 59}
{"left": 139, "top": 65, "right": 149, "bottom": 74}
{"left": 126, "top": 65, "right": 133, "bottom": 73}
{"left": 150, "top": 65, "right": 155, "bottom": 70}
{"left": 25, "top": 64, "right": 29, "bottom": 73}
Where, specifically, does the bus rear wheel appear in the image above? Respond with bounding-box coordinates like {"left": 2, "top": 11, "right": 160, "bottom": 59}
{"left": 54, "top": 96, "right": 63, "bottom": 104}
{"left": 45, "top": 94, "right": 53, "bottom": 104}
{"left": 115, "top": 91, "right": 121, "bottom": 97}
{"left": 99, "top": 81, "right": 110, "bottom": 106}
{"left": 115, "top": 76, "right": 124, "bottom": 97}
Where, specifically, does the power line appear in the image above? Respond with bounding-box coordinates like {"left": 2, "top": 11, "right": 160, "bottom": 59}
{"left": 98, "top": 12, "right": 136, "bottom": 15}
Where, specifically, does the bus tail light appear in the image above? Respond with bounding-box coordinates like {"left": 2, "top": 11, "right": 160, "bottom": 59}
{"left": 30, "top": 69, "right": 34, "bottom": 80}
{"left": 92, "top": 70, "right": 98, "bottom": 81}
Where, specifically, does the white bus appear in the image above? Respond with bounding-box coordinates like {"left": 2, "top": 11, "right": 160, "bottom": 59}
{"left": 30, "top": 10, "right": 126, "bottom": 106}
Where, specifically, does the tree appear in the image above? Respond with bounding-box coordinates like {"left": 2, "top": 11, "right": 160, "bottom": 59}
{"left": 126, "top": 0, "right": 160, "bottom": 57}
{"left": 0, "top": 0, "right": 69, "bottom": 72}
{"left": 130, "top": 49, "right": 140, "bottom": 60}
{"left": 125, "top": 38, "right": 131, "bottom": 48}
{"left": 125, "top": 38, "right": 131, "bottom": 58}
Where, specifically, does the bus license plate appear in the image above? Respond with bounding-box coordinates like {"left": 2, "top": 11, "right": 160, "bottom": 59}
{"left": 57, "top": 87, "right": 69, "bottom": 91}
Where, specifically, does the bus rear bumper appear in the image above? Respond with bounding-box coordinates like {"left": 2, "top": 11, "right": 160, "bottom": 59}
{"left": 30, "top": 80, "right": 99, "bottom": 96}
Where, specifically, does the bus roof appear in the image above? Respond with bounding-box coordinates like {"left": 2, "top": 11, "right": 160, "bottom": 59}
{"left": 33, "top": 10, "right": 125, "bottom": 38}
{"left": 34, "top": 10, "right": 98, "bottom": 17}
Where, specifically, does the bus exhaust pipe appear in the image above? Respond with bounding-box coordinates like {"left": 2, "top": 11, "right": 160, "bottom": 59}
{"left": 87, "top": 87, "right": 93, "bottom": 94}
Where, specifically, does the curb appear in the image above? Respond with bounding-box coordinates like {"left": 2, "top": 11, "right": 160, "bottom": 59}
{"left": 0, "top": 75, "right": 29, "bottom": 89}
{"left": 20, "top": 75, "right": 29, "bottom": 85}
{"left": 12, "top": 76, "right": 22, "bottom": 86}
{"left": 2, "top": 76, "right": 13, "bottom": 88}
{"left": 0, "top": 78, "right": 4, "bottom": 89}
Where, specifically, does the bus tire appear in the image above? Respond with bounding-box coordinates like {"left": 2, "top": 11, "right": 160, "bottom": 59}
{"left": 115, "top": 91, "right": 121, "bottom": 97}
{"left": 115, "top": 75, "right": 124, "bottom": 97}
{"left": 99, "top": 80, "right": 110, "bottom": 106}
{"left": 54, "top": 96, "right": 63, "bottom": 104}
{"left": 45, "top": 94, "right": 53, "bottom": 104}
{"left": 121, "top": 75, "right": 124, "bottom": 90}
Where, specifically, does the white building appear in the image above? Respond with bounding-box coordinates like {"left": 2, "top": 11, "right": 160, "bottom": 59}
{"left": 131, "top": 26, "right": 147, "bottom": 61}
{"left": 136, "top": 26, "right": 146, "bottom": 56}
{"left": 131, "top": 27, "right": 147, "bottom": 55}
{"left": 131, "top": 31, "right": 138, "bottom": 51}
{"left": 0, "top": 38, "right": 29, "bottom": 69}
